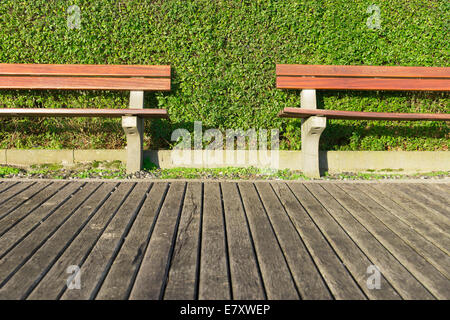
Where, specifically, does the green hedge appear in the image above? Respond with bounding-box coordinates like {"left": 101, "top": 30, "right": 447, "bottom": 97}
{"left": 0, "top": 0, "right": 448, "bottom": 151}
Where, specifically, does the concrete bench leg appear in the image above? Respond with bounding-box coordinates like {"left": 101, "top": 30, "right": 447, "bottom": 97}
{"left": 300, "top": 89, "right": 326, "bottom": 178}
{"left": 301, "top": 116, "right": 326, "bottom": 178}
{"left": 122, "top": 91, "right": 144, "bottom": 174}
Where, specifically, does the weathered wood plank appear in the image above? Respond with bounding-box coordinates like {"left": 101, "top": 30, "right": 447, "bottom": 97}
{"left": 129, "top": 182, "right": 186, "bottom": 300}
{"left": 0, "top": 182, "right": 83, "bottom": 257}
{"left": 321, "top": 183, "right": 449, "bottom": 299}
{"left": 360, "top": 184, "right": 450, "bottom": 256}
{"left": 21, "top": 183, "right": 127, "bottom": 300}
{"left": 255, "top": 182, "right": 332, "bottom": 300}
{"left": 273, "top": 182, "right": 365, "bottom": 299}
{"left": 0, "top": 182, "right": 45, "bottom": 218}
{"left": 339, "top": 183, "right": 450, "bottom": 278}
{"left": 164, "top": 182, "right": 202, "bottom": 300}
{"left": 288, "top": 183, "right": 400, "bottom": 300}
{"left": 0, "top": 183, "right": 103, "bottom": 287}
{"left": 238, "top": 182, "right": 300, "bottom": 300}
{"left": 371, "top": 183, "right": 450, "bottom": 234}
{"left": 62, "top": 183, "right": 151, "bottom": 300}
{"left": 221, "top": 182, "right": 263, "bottom": 300}
{"left": 0, "top": 182, "right": 17, "bottom": 194}
{"left": 95, "top": 183, "right": 168, "bottom": 300}
{"left": 409, "top": 184, "right": 450, "bottom": 210}
{"left": 394, "top": 183, "right": 450, "bottom": 220}
{"left": 0, "top": 182, "right": 65, "bottom": 233}
{"left": 198, "top": 182, "right": 231, "bottom": 300}
{"left": 303, "top": 183, "right": 434, "bottom": 299}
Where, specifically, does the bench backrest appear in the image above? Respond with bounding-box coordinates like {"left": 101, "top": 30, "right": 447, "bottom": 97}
{"left": 276, "top": 64, "right": 450, "bottom": 91}
{"left": 0, "top": 64, "right": 171, "bottom": 91}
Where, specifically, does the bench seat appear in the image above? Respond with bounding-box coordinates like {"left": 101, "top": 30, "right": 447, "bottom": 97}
{"left": 276, "top": 64, "right": 450, "bottom": 178}
{"left": 279, "top": 108, "right": 450, "bottom": 121}
{"left": 0, "top": 108, "right": 169, "bottom": 118}
{"left": 0, "top": 63, "right": 171, "bottom": 173}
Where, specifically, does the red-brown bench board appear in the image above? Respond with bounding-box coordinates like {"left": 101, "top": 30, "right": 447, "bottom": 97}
{"left": 0, "top": 108, "right": 169, "bottom": 118}
{"left": 279, "top": 108, "right": 450, "bottom": 121}
{"left": 276, "top": 64, "right": 450, "bottom": 91}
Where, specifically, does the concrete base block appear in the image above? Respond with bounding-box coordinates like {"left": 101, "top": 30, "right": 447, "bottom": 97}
{"left": 6, "top": 150, "right": 74, "bottom": 166}
{"left": 74, "top": 150, "right": 127, "bottom": 163}
{"left": 0, "top": 150, "right": 6, "bottom": 164}
{"left": 1, "top": 149, "right": 449, "bottom": 174}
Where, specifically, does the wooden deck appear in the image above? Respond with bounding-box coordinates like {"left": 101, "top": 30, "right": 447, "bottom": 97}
{"left": 0, "top": 180, "right": 448, "bottom": 300}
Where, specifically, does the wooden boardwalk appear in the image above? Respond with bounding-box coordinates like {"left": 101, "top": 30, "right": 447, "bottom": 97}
{"left": 0, "top": 180, "right": 448, "bottom": 300}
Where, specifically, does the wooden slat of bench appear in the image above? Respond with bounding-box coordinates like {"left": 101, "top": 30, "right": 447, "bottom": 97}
{"left": 277, "top": 77, "right": 450, "bottom": 91}
{"left": 276, "top": 64, "right": 450, "bottom": 79}
{"left": 279, "top": 108, "right": 450, "bottom": 121}
{"left": 0, "top": 108, "right": 169, "bottom": 118}
{"left": 0, "top": 64, "right": 171, "bottom": 77}
{"left": 0, "top": 76, "right": 170, "bottom": 91}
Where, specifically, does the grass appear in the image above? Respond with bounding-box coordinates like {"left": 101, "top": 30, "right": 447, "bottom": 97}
{"left": 0, "top": 162, "right": 448, "bottom": 180}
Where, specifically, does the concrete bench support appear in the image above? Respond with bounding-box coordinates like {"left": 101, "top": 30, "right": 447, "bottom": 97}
{"left": 122, "top": 90, "right": 144, "bottom": 174}
{"left": 300, "top": 89, "right": 326, "bottom": 178}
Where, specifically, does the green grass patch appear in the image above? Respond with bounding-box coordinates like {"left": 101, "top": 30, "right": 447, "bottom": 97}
{"left": 0, "top": 166, "right": 21, "bottom": 177}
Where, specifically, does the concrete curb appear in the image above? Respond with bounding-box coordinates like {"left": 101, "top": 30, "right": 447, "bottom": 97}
{"left": 0, "top": 149, "right": 449, "bottom": 173}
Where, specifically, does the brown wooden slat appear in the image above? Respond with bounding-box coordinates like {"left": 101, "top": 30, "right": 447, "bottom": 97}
{"left": 285, "top": 183, "right": 400, "bottom": 300}
{"left": 0, "top": 108, "right": 169, "bottom": 119}
{"left": 129, "top": 182, "right": 186, "bottom": 300}
{"left": 0, "top": 182, "right": 127, "bottom": 300}
{"left": 0, "top": 76, "right": 171, "bottom": 91}
{"left": 0, "top": 182, "right": 83, "bottom": 257}
{"left": 0, "top": 64, "right": 171, "bottom": 77}
{"left": 95, "top": 183, "right": 168, "bottom": 300}
{"left": 198, "top": 182, "right": 231, "bottom": 300}
{"left": 271, "top": 182, "right": 365, "bottom": 299}
{"left": 321, "top": 183, "right": 450, "bottom": 299}
{"left": 0, "top": 183, "right": 104, "bottom": 293}
{"left": 276, "top": 64, "right": 450, "bottom": 79}
{"left": 255, "top": 182, "right": 332, "bottom": 300}
{"left": 279, "top": 108, "right": 450, "bottom": 121}
{"left": 276, "top": 77, "right": 450, "bottom": 91}
{"left": 164, "top": 182, "right": 202, "bottom": 300}
{"left": 26, "top": 183, "right": 119, "bottom": 300}
{"left": 62, "top": 182, "right": 151, "bottom": 300}
{"left": 221, "top": 182, "right": 264, "bottom": 300}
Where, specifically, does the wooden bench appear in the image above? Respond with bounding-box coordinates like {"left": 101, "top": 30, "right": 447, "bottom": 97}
{"left": 277, "top": 64, "right": 450, "bottom": 178}
{"left": 0, "top": 63, "right": 171, "bottom": 173}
